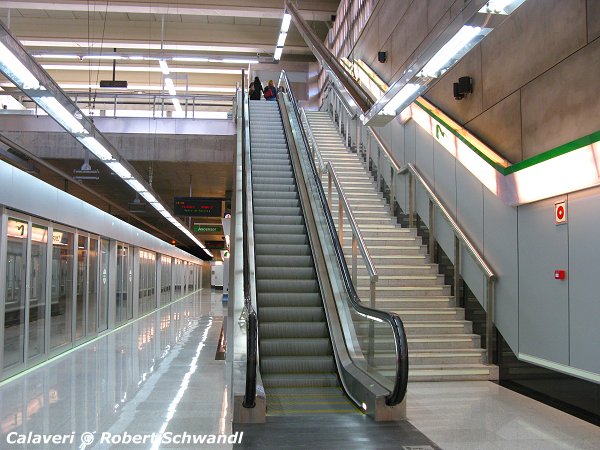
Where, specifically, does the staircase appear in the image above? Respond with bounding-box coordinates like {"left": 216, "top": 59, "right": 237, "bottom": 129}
{"left": 304, "top": 109, "right": 498, "bottom": 382}
{"left": 249, "top": 100, "right": 357, "bottom": 414}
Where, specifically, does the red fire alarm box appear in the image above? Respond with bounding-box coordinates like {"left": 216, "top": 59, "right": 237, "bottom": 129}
{"left": 554, "top": 270, "right": 566, "bottom": 280}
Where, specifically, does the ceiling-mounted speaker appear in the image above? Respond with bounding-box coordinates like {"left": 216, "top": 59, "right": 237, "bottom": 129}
{"left": 377, "top": 51, "right": 387, "bottom": 63}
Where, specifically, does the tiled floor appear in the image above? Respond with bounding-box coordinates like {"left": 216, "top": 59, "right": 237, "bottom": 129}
{"left": 0, "top": 289, "right": 598, "bottom": 449}
{"left": 407, "top": 381, "right": 600, "bottom": 449}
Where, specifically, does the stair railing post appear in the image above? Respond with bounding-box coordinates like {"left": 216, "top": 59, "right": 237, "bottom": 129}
{"left": 338, "top": 196, "right": 343, "bottom": 244}
{"left": 368, "top": 278, "right": 376, "bottom": 366}
{"left": 408, "top": 171, "right": 415, "bottom": 228}
{"left": 327, "top": 170, "right": 332, "bottom": 210}
{"left": 366, "top": 131, "right": 371, "bottom": 171}
{"left": 454, "top": 235, "right": 462, "bottom": 309}
{"left": 377, "top": 144, "right": 382, "bottom": 193}
{"left": 486, "top": 277, "right": 495, "bottom": 364}
{"left": 390, "top": 169, "right": 396, "bottom": 217}
{"left": 352, "top": 234, "right": 358, "bottom": 286}
{"left": 428, "top": 199, "right": 436, "bottom": 263}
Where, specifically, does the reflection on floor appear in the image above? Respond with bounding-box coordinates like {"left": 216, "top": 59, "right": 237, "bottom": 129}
{"left": 0, "top": 289, "right": 231, "bottom": 449}
{"left": 0, "top": 289, "right": 598, "bottom": 450}
{"left": 407, "top": 381, "right": 600, "bottom": 449}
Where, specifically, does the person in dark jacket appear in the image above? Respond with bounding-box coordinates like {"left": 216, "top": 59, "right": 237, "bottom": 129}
{"left": 250, "top": 77, "right": 262, "bottom": 100}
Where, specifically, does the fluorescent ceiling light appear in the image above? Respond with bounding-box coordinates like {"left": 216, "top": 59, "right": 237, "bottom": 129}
{"left": 419, "top": 26, "right": 482, "bottom": 78}
{"left": 172, "top": 57, "right": 209, "bottom": 63}
{"left": 106, "top": 161, "right": 132, "bottom": 179}
{"left": 159, "top": 59, "right": 170, "bottom": 75}
{"left": 164, "top": 77, "right": 176, "bottom": 95}
{"left": 0, "top": 42, "right": 42, "bottom": 90}
{"left": 171, "top": 98, "right": 183, "bottom": 112}
{"left": 479, "top": 0, "right": 526, "bottom": 14}
{"left": 33, "top": 96, "right": 88, "bottom": 135}
{"left": 82, "top": 54, "right": 125, "bottom": 60}
{"left": 33, "top": 54, "right": 81, "bottom": 59}
{"left": 0, "top": 94, "right": 26, "bottom": 110}
{"left": 382, "top": 83, "right": 421, "bottom": 115}
{"left": 274, "top": 47, "right": 283, "bottom": 61}
{"left": 5, "top": 81, "right": 236, "bottom": 94}
{"left": 212, "top": 58, "right": 258, "bottom": 64}
{"left": 77, "top": 136, "right": 113, "bottom": 160}
{"left": 281, "top": 13, "right": 292, "bottom": 33}
{"left": 277, "top": 32, "right": 287, "bottom": 48}
{"left": 141, "top": 191, "right": 157, "bottom": 203}
{"left": 41, "top": 64, "right": 242, "bottom": 75}
{"left": 125, "top": 179, "right": 147, "bottom": 192}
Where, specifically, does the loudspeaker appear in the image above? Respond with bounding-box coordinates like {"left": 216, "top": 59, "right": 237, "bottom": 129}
{"left": 453, "top": 76, "right": 472, "bottom": 100}
{"left": 377, "top": 51, "right": 387, "bottom": 63}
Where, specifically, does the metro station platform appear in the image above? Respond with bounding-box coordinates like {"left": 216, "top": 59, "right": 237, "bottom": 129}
{"left": 0, "top": 289, "right": 596, "bottom": 449}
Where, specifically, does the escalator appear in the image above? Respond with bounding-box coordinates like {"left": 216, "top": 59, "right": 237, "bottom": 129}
{"left": 249, "top": 100, "right": 357, "bottom": 415}
{"left": 237, "top": 73, "right": 408, "bottom": 421}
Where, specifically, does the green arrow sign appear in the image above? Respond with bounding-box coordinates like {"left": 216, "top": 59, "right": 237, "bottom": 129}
{"left": 193, "top": 224, "right": 223, "bottom": 233}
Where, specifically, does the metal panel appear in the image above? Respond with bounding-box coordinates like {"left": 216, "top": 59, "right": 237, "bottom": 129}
{"left": 414, "top": 124, "right": 434, "bottom": 186}
{"left": 389, "top": 120, "right": 405, "bottom": 165}
{"left": 518, "top": 197, "right": 569, "bottom": 365}
{"left": 0, "top": 160, "right": 202, "bottom": 263}
{"left": 415, "top": 183, "right": 429, "bottom": 228}
{"left": 456, "top": 163, "right": 484, "bottom": 252}
{"left": 404, "top": 120, "right": 417, "bottom": 166}
{"left": 432, "top": 141, "right": 457, "bottom": 218}
{"left": 435, "top": 212, "right": 456, "bottom": 264}
{"left": 461, "top": 248, "right": 485, "bottom": 308}
{"left": 566, "top": 188, "right": 600, "bottom": 374}
{"left": 483, "top": 188, "right": 519, "bottom": 352}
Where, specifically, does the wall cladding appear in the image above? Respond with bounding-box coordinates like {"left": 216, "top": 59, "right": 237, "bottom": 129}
{"left": 352, "top": 0, "right": 599, "bottom": 163}
{"left": 377, "top": 109, "right": 599, "bottom": 381}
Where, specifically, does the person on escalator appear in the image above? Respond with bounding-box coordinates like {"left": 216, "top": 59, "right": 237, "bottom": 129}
{"left": 250, "top": 77, "right": 262, "bottom": 100}
{"left": 263, "top": 80, "right": 277, "bottom": 101}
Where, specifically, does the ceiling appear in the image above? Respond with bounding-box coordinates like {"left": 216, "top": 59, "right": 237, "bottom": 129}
{"left": 0, "top": 1, "right": 339, "bottom": 259}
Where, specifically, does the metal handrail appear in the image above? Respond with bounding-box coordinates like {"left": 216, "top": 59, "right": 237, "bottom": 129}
{"left": 280, "top": 70, "right": 408, "bottom": 406}
{"left": 240, "top": 71, "right": 257, "bottom": 408}
{"left": 300, "top": 108, "right": 326, "bottom": 176}
{"left": 326, "top": 163, "right": 378, "bottom": 287}
{"left": 327, "top": 83, "right": 497, "bottom": 363}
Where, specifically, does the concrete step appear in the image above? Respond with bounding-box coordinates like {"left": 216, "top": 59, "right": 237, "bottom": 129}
{"left": 344, "top": 245, "right": 427, "bottom": 256}
{"left": 367, "top": 334, "right": 481, "bottom": 351}
{"left": 405, "top": 364, "right": 499, "bottom": 381}
{"left": 372, "top": 296, "right": 455, "bottom": 309}
{"left": 391, "top": 308, "right": 465, "bottom": 321}
{"left": 356, "top": 284, "right": 451, "bottom": 297}
{"left": 355, "top": 274, "right": 445, "bottom": 287}
{"left": 373, "top": 349, "right": 487, "bottom": 366}
{"left": 355, "top": 264, "right": 439, "bottom": 276}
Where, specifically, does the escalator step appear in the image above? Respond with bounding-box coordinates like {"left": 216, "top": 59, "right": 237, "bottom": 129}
{"left": 260, "top": 322, "right": 329, "bottom": 338}
{"left": 261, "top": 356, "right": 336, "bottom": 374}
{"left": 258, "top": 306, "right": 325, "bottom": 322}
{"left": 257, "top": 292, "right": 322, "bottom": 307}
{"left": 259, "top": 338, "right": 332, "bottom": 356}
{"left": 253, "top": 224, "right": 305, "bottom": 235}
{"left": 256, "top": 279, "right": 320, "bottom": 293}
{"left": 256, "top": 267, "right": 316, "bottom": 280}
{"left": 255, "top": 243, "right": 312, "bottom": 256}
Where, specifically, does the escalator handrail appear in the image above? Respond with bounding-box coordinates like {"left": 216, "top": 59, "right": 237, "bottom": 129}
{"left": 279, "top": 70, "right": 408, "bottom": 406}
{"left": 240, "top": 73, "right": 257, "bottom": 408}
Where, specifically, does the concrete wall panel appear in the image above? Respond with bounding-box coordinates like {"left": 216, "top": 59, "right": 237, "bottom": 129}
{"left": 415, "top": 125, "right": 434, "bottom": 186}
{"left": 483, "top": 188, "right": 519, "bottom": 352}
{"left": 436, "top": 212, "right": 456, "bottom": 265}
{"left": 521, "top": 37, "right": 600, "bottom": 158}
{"left": 518, "top": 197, "right": 569, "bottom": 364}
{"left": 481, "top": 0, "right": 587, "bottom": 109}
{"left": 424, "top": 44, "right": 483, "bottom": 125}
{"left": 566, "top": 188, "right": 600, "bottom": 374}
{"left": 587, "top": 0, "right": 600, "bottom": 42}
{"left": 466, "top": 91, "right": 522, "bottom": 163}
{"left": 461, "top": 249, "right": 486, "bottom": 309}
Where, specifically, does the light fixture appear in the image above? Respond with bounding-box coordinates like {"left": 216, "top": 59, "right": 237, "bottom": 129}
{"left": 274, "top": 47, "right": 283, "bottom": 61}
{"left": 479, "top": 0, "right": 526, "bottom": 14}
{"left": 0, "top": 42, "right": 41, "bottom": 89}
{"left": 159, "top": 59, "right": 170, "bottom": 75}
{"left": 33, "top": 96, "right": 88, "bottom": 134}
{"left": 164, "top": 77, "right": 176, "bottom": 95}
{"left": 125, "top": 179, "right": 147, "bottom": 192}
{"left": 171, "top": 98, "right": 183, "bottom": 112}
{"left": 382, "top": 83, "right": 421, "bottom": 115}
{"left": 419, "top": 26, "right": 483, "bottom": 78}
{"left": 141, "top": 191, "right": 157, "bottom": 204}
{"left": 277, "top": 32, "right": 287, "bottom": 48}
{"left": 172, "top": 56, "right": 209, "bottom": 63}
{"left": 106, "top": 161, "right": 132, "bottom": 179}
{"left": 273, "top": 11, "right": 291, "bottom": 61}
{"left": 77, "top": 136, "right": 113, "bottom": 160}
{"left": 33, "top": 54, "right": 81, "bottom": 59}
{"left": 281, "top": 13, "right": 292, "bottom": 33}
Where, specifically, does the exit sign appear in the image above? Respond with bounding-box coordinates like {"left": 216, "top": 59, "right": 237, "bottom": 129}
{"left": 194, "top": 224, "right": 223, "bottom": 233}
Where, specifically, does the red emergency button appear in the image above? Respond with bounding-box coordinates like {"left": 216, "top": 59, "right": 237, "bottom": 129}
{"left": 554, "top": 270, "right": 566, "bottom": 280}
